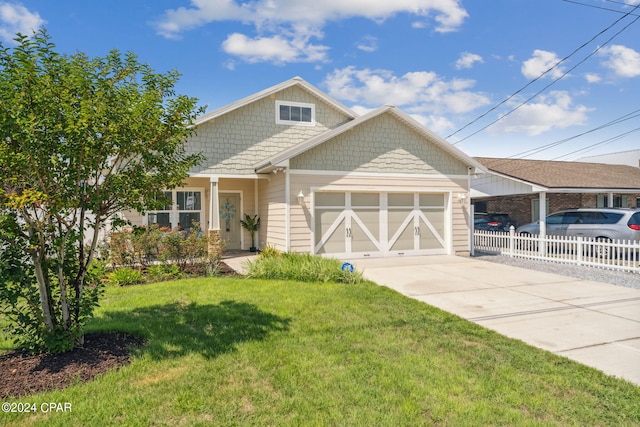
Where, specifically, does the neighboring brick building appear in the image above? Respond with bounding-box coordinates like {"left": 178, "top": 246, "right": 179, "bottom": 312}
{"left": 471, "top": 157, "right": 640, "bottom": 228}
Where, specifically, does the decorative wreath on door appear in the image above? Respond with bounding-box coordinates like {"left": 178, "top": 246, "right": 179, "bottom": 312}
{"left": 219, "top": 199, "right": 236, "bottom": 232}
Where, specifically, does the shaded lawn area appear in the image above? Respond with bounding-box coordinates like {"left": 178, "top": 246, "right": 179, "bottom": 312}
{"left": 1, "top": 277, "right": 639, "bottom": 426}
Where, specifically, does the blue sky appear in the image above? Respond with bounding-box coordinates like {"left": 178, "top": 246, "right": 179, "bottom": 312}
{"left": 1, "top": 0, "right": 639, "bottom": 160}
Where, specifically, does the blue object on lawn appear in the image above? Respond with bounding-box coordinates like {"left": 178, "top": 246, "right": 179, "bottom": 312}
{"left": 341, "top": 262, "right": 354, "bottom": 273}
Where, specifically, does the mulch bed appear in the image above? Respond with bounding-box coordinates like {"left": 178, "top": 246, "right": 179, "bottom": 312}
{"left": 0, "top": 332, "right": 145, "bottom": 399}
{"left": 218, "top": 261, "right": 237, "bottom": 276}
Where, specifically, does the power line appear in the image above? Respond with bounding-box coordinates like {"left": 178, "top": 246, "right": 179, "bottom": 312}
{"left": 511, "top": 108, "right": 640, "bottom": 159}
{"left": 474, "top": 108, "right": 640, "bottom": 176}
{"left": 552, "top": 126, "right": 640, "bottom": 160}
{"left": 563, "top": 0, "right": 640, "bottom": 16}
{"left": 446, "top": 2, "right": 640, "bottom": 143}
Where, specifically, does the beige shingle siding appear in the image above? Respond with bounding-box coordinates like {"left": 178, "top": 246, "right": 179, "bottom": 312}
{"left": 290, "top": 114, "right": 469, "bottom": 175}
{"left": 187, "top": 86, "right": 353, "bottom": 175}
{"left": 258, "top": 173, "right": 287, "bottom": 251}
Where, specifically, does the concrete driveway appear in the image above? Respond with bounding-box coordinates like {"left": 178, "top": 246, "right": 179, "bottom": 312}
{"left": 347, "top": 255, "right": 640, "bottom": 387}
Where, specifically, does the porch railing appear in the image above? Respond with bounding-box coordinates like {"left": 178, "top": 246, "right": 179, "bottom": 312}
{"left": 473, "top": 227, "right": 640, "bottom": 274}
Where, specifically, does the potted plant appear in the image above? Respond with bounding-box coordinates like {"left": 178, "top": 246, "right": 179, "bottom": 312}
{"left": 240, "top": 214, "right": 260, "bottom": 252}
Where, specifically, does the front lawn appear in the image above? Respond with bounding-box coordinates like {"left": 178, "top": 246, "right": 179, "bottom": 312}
{"left": 2, "top": 277, "right": 639, "bottom": 426}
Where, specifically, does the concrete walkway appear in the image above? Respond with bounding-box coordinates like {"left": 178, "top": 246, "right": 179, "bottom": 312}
{"left": 347, "top": 255, "right": 640, "bottom": 387}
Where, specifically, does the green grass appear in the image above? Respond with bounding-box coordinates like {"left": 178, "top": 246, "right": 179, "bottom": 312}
{"left": 2, "top": 277, "right": 639, "bottom": 426}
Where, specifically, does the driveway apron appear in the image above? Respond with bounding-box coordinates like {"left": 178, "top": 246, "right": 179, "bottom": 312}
{"left": 347, "top": 255, "right": 640, "bottom": 387}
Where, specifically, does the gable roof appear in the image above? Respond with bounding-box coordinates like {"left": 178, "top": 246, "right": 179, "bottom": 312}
{"left": 194, "top": 76, "right": 357, "bottom": 126}
{"left": 255, "top": 105, "right": 486, "bottom": 174}
{"left": 475, "top": 157, "right": 640, "bottom": 191}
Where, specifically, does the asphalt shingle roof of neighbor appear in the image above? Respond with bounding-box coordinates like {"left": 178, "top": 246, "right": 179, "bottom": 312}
{"left": 474, "top": 157, "right": 640, "bottom": 190}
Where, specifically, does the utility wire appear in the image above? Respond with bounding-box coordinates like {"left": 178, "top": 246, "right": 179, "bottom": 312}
{"left": 563, "top": 0, "right": 640, "bottom": 16}
{"left": 552, "top": 126, "right": 640, "bottom": 160}
{"left": 475, "top": 108, "right": 640, "bottom": 176}
{"left": 446, "top": 2, "right": 640, "bottom": 143}
{"left": 512, "top": 108, "right": 640, "bottom": 159}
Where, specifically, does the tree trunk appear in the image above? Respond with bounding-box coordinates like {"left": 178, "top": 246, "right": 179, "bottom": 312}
{"left": 32, "top": 253, "right": 55, "bottom": 333}
{"left": 56, "top": 229, "right": 71, "bottom": 329}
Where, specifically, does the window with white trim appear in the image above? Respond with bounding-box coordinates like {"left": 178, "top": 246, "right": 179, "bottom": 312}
{"left": 597, "top": 194, "right": 627, "bottom": 208}
{"left": 148, "top": 191, "right": 173, "bottom": 229}
{"left": 147, "top": 190, "right": 203, "bottom": 230}
{"left": 276, "top": 101, "right": 315, "bottom": 125}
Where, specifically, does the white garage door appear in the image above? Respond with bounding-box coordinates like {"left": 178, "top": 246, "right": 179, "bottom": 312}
{"left": 314, "top": 191, "right": 448, "bottom": 257}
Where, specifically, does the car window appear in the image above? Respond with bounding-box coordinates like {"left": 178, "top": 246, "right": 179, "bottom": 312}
{"left": 546, "top": 213, "right": 565, "bottom": 224}
{"left": 562, "top": 212, "right": 582, "bottom": 224}
{"left": 628, "top": 212, "right": 640, "bottom": 226}
{"left": 581, "top": 212, "right": 602, "bottom": 224}
{"left": 579, "top": 211, "right": 624, "bottom": 224}
{"left": 601, "top": 212, "right": 624, "bottom": 224}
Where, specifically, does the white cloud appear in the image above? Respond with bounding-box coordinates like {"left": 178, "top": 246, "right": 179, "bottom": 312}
{"left": 324, "top": 66, "right": 490, "bottom": 115}
{"left": 600, "top": 44, "right": 640, "bottom": 78}
{"left": 0, "top": 2, "right": 45, "bottom": 43}
{"left": 455, "top": 52, "right": 483, "bottom": 70}
{"left": 487, "top": 91, "right": 592, "bottom": 136}
{"left": 521, "top": 50, "right": 566, "bottom": 79}
{"left": 222, "top": 32, "right": 329, "bottom": 64}
{"left": 409, "top": 113, "right": 455, "bottom": 134}
{"left": 584, "top": 73, "right": 601, "bottom": 83}
{"left": 158, "top": 0, "right": 468, "bottom": 35}
{"left": 156, "top": 0, "right": 468, "bottom": 63}
{"left": 356, "top": 35, "right": 377, "bottom": 53}
{"left": 350, "top": 105, "right": 375, "bottom": 116}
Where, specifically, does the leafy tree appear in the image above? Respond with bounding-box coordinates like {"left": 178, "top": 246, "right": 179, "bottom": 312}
{"left": 0, "top": 30, "right": 204, "bottom": 352}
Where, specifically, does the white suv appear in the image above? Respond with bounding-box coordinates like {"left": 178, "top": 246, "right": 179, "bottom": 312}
{"left": 516, "top": 208, "right": 640, "bottom": 242}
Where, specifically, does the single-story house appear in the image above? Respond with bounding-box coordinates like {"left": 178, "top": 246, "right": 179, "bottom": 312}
{"left": 471, "top": 157, "right": 640, "bottom": 227}
{"left": 123, "top": 77, "right": 485, "bottom": 258}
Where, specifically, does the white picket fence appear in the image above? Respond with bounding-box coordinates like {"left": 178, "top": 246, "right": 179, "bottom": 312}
{"left": 473, "top": 227, "right": 640, "bottom": 274}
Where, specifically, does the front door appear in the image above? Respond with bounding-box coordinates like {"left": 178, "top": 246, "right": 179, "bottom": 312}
{"left": 219, "top": 193, "right": 241, "bottom": 250}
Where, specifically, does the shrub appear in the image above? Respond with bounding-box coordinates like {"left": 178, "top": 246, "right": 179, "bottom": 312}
{"left": 245, "top": 252, "right": 365, "bottom": 284}
{"left": 146, "top": 264, "right": 182, "bottom": 282}
{"left": 108, "top": 267, "right": 144, "bottom": 286}
{"left": 259, "top": 245, "right": 281, "bottom": 259}
{"left": 106, "top": 224, "right": 228, "bottom": 281}
{"left": 159, "top": 224, "right": 208, "bottom": 269}
{"left": 85, "top": 259, "right": 109, "bottom": 287}
{"left": 108, "top": 230, "right": 135, "bottom": 266}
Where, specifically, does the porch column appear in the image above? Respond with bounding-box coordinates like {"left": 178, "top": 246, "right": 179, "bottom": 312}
{"left": 608, "top": 192, "right": 614, "bottom": 207}
{"left": 539, "top": 191, "right": 547, "bottom": 256}
{"left": 208, "top": 178, "right": 223, "bottom": 257}
{"left": 209, "top": 178, "right": 220, "bottom": 231}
